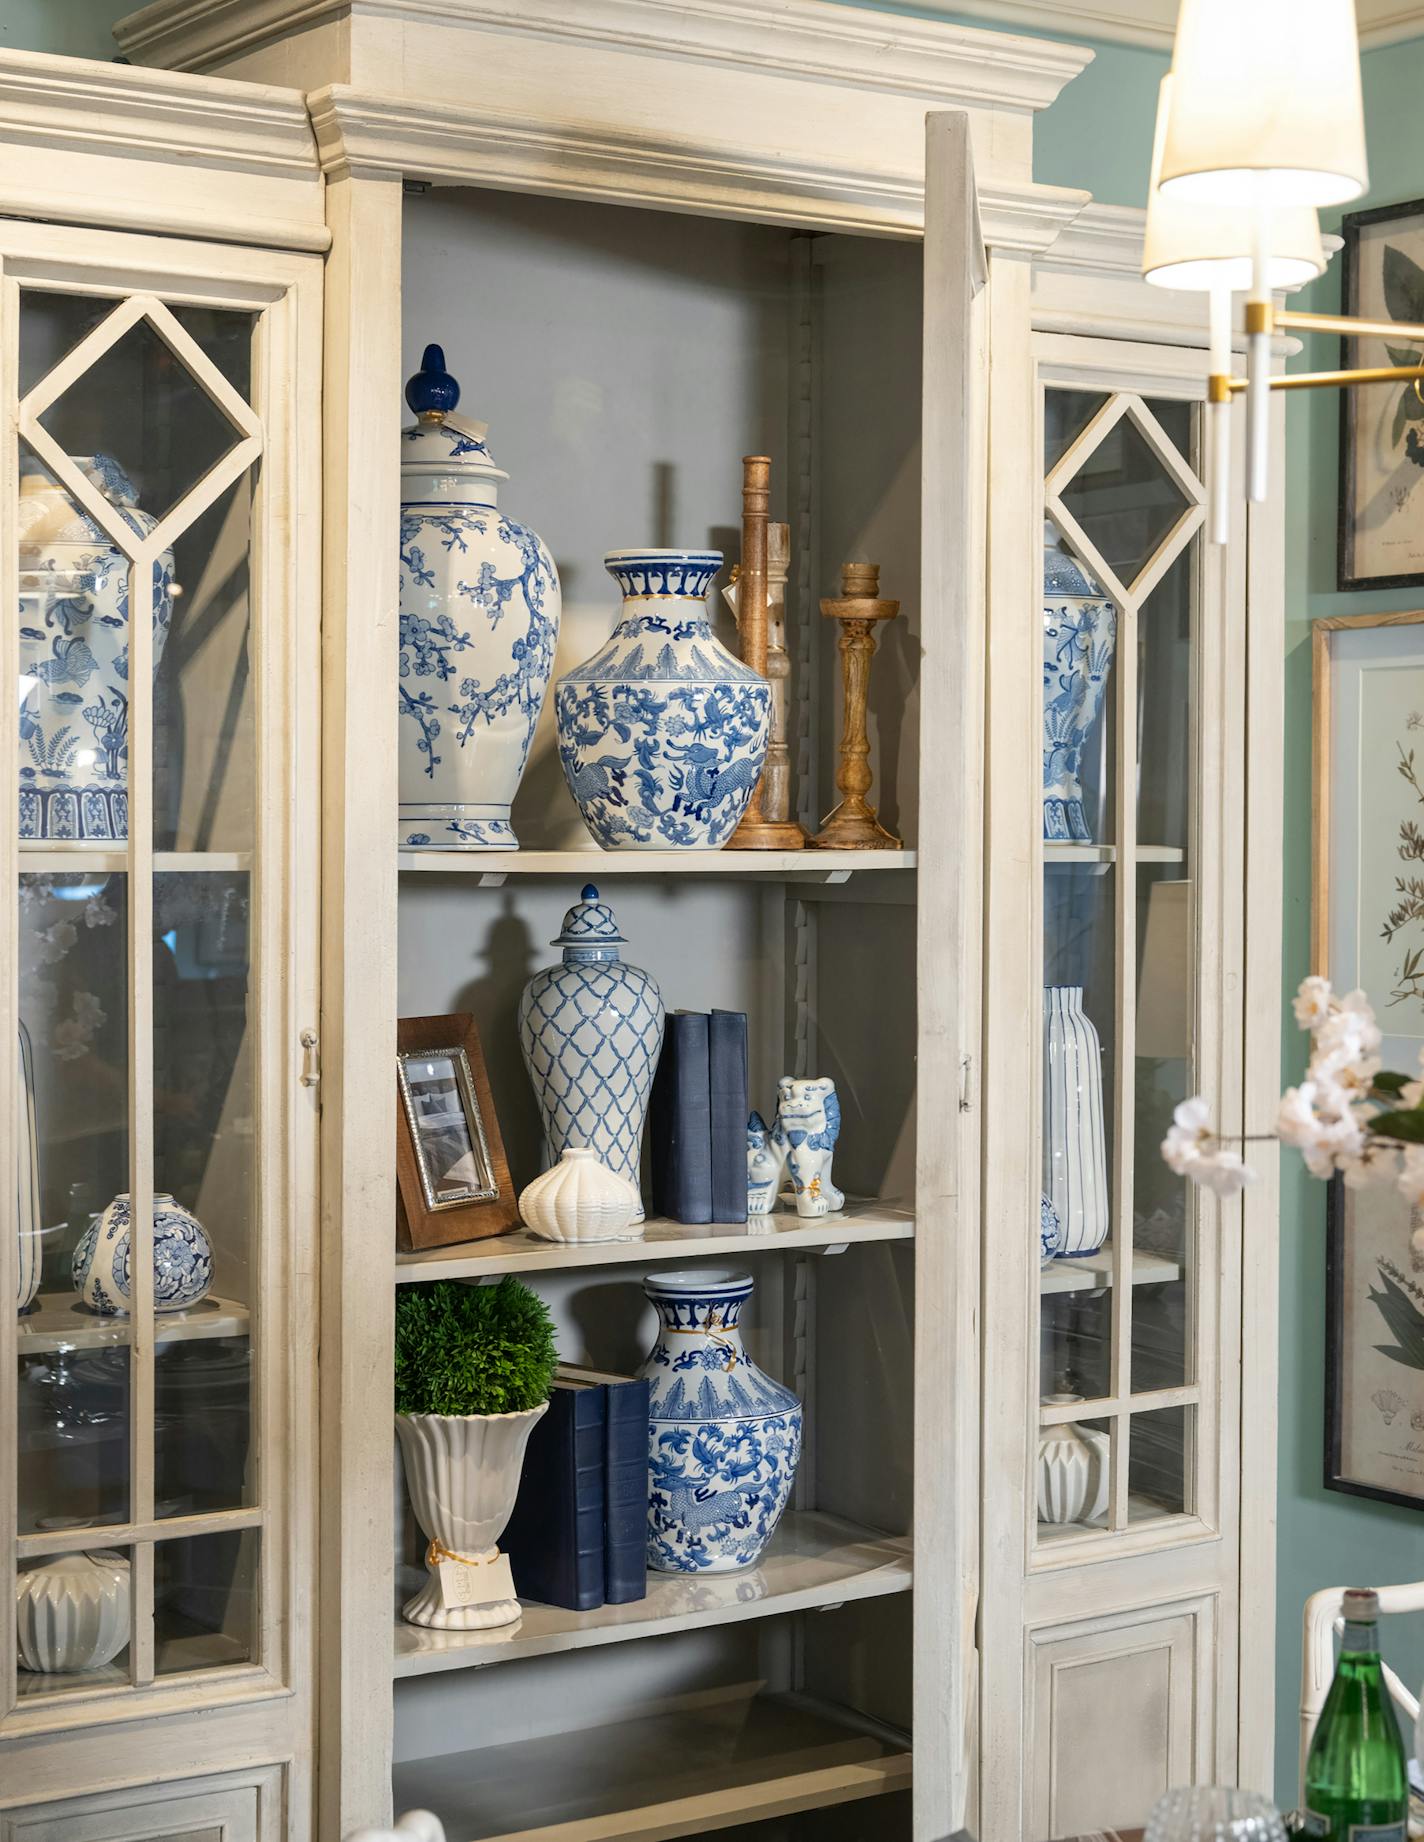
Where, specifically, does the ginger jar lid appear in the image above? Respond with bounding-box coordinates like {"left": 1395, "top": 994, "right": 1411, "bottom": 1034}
{"left": 19, "top": 452, "right": 154, "bottom": 548}
{"left": 400, "top": 343, "right": 509, "bottom": 484}
{"left": 551, "top": 884, "right": 627, "bottom": 951}
{"left": 1043, "top": 520, "right": 1104, "bottom": 599}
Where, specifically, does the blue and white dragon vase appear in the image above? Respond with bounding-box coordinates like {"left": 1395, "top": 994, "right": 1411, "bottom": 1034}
{"left": 555, "top": 550, "right": 771, "bottom": 849}
{"left": 72, "top": 1192, "right": 213, "bottom": 1317}
{"left": 398, "top": 345, "right": 560, "bottom": 851}
{"left": 18, "top": 454, "right": 175, "bottom": 845}
{"left": 1043, "top": 524, "right": 1116, "bottom": 844}
{"left": 640, "top": 1267, "right": 802, "bottom": 1573}
{"left": 517, "top": 885, "right": 664, "bottom": 1223}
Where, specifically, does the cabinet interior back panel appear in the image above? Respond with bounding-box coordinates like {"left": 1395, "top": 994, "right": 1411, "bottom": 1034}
{"left": 402, "top": 187, "right": 795, "bottom": 852}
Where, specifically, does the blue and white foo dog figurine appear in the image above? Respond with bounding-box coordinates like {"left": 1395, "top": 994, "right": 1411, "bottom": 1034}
{"left": 747, "top": 1076, "right": 844, "bottom": 1219}
{"left": 640, "top": 1267, "right": 802, "bottom": 1572}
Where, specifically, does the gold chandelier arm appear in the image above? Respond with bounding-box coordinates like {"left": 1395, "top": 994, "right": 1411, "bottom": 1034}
{"left": 1245, "top": 301, "right": 1424, "bottom": 344}
{"left": 1211, "top": 363, "right": 1424, "bottom": 398}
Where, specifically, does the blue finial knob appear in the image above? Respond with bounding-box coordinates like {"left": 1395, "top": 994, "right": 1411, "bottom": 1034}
{"left": 581, "top": 884, "right": 600, "bottom": 901}
{"left": 406, "top": 344, "right": 460, "bottom": 419}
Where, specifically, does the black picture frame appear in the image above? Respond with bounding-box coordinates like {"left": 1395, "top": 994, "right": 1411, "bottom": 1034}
{"left": 1338, "top": 195, "right": 1424, "bottom": 592}
{"left": 1324, "top": 1173, "right": 1424, "bottom": 1511}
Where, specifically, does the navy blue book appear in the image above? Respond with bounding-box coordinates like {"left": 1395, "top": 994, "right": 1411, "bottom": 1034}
{"left": 502, "top": 1379, "right": 605, "bottom": 1612}
{"left": 560, "top": 1365, "right": 650, "bottom": 1604}
{"left": 649, "top": 1010, "right": 713, "bottom": 1223}
{"left": 708, "top": 1009, "right": 749, "bottom": 1224}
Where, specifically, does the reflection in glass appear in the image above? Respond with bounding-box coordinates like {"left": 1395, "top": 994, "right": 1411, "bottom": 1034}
{"left": 1040, "top": 1286, "right": 1113, "bottom": 1408}
{"left": 1128, "top": 1405, "right": 1194, "bottom": 1522}
{"left": 155, "top": 1528, "right": 258, "bottom": 1675}
{"left": 1059, "top": 408, "right": 1191, "bottom": 590}
{"left": 156, "top": 1339, "right": 252, "bottom": 1515}
{"left": 1045, "top": 389, "right": 1111, "bottom": 472}
{"left": 18, "top": 1349, "right": 130, "bottom": 1535}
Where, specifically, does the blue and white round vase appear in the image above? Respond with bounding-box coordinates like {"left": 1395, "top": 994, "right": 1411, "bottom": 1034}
{"left": 1039, "top": 1192, "right": 1063, "bottom": 1269}
{"left": 640, "top": 1267, "right": 802, "bottom": 1573}
{"left": 72, "top": 1193, "right": 213, "bottom": 1316}
{"left": 18, "top": 454, "right": 175, "bottom": 846}
{"left": 1043, "top": 524, "right": 1116, "bottom": 844}
{"left": 398, "top": 345, "right": 560, "bottom": 851}
{"left": 517, "top": 885, "right": 664, "bottom": 1223}
{"left": 555, "top": 549, "right": 771, "bottom": 849}
{"left": 1043, "top": 986, "right": 1109, "bottom": 1256}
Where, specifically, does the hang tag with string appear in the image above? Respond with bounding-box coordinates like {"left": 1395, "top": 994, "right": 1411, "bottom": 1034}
{"left": 429, "top": 1540, "right": 515, "bottom": 1610}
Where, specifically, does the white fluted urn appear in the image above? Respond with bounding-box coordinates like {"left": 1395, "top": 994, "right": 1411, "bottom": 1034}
{"left": 518, "top": 1147, "right": 642, "bottom": 1244}
{"left": 16, "top": 1550, "right": 130, "bottom": 1673}
{"left": 1036, "top": 1396, "right": 1110, "bottom": 1526}
{"left": 395, "top": 1404, "right": 547, "bottom": 1629}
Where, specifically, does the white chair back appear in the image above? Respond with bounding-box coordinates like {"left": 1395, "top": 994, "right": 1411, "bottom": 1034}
{"left": 344, "top": 1812, "right": 445, "bottom": 1842}
{"left": 1300, "top": 1583, "right": 1424, "bottom": 1803}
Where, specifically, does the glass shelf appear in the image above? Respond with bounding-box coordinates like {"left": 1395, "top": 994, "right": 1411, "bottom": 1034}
{"left": 17, "top": 1291, "right": 250, "bottom": 1355}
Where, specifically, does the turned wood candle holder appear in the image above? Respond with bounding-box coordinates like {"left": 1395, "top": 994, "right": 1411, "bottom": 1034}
{"left": 728, "top": 456, "right": 807, "bottom": 850}
{"left": 725, "top": 521, "right": 808, "bottom": 847}
{"left": 814, "top": 561, "right": 901, "bottom": 851}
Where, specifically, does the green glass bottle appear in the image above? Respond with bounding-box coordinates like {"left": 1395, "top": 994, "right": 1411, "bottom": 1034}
{"left": 1304, "top": 1589, "right": 1409, "bottom": 1842}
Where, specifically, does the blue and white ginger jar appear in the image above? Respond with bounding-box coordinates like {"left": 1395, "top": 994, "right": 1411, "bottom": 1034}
{"left": 72, "top": 1193, "right": 213, "bottom": 1316}
{"left": 1043, "top": 524, "right": 1116, "bottom": 844}
{"left": 517, "top": 885, "right": 664, "bottom": 1223}
{"left": 18, "top": 455, "right": 175, "bottom": 845}
{"left": 640, "top": 1267, "right": 802, "bottom": 1573}
{"left": 398, "top": 345, "right": 560, "bottom": 851}
{"left": 555, "top": 550, "right": 771, "bottom": 849}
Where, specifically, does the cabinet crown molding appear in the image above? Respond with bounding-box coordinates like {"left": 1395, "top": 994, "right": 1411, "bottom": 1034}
{"left": 116, "top": 0, "right": 1093, "bottom": 113}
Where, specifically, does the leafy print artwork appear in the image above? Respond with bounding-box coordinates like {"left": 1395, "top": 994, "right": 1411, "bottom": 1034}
{"left": 1369, "top": 1256, "right": 1424, "bottom": 1371}
{"left": 1382, "top": 725, "right": 1424, "bottom": 1007}
{"left": 1382, "top": 243, "right": 1424, "bottom": 467}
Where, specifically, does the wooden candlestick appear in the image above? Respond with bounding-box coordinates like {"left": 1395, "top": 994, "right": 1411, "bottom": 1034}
{"left": 725, "top": 522, "right": 808, "bottom": 845}
{"left": 813, "top": 562, "right": 901, "bottom": 851}
{"left": 728, "top": 457, "right": 807, "bottom": 850}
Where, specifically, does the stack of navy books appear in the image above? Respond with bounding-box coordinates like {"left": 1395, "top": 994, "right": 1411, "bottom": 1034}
{"left": 648, "top": 1008, "right": 749, "bottom": 1224}
{"left": 503, "top": 1365, "right": 651, "bottom": 1611}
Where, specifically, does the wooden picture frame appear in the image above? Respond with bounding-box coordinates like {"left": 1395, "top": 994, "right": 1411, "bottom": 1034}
{"left": 1312, "top": 611, "right": 1424, "bottom": 1080}
{"left": 395, "top": 1013, "right": 519, "bottom": 1250}
{"left": 1325, "top": 1175, "right": 1424, "bottom": 1511}
{"left": 1338, "top": 196, "right": 1424, "bottom": 591}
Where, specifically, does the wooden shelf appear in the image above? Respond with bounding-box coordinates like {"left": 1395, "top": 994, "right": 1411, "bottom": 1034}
{"left": 1040, "top": 1243, "right": 1181, "bottom": 1295}
{"left": 1044, "top": 843, "right": 1185, "bottom": 866}
{"left": 395, "top": 1200, "right": 914, "bottom": 1283}
{"left": 17, "top": 849, "right": 252, "bottom": 877}
{"left": 17, "top": 1291, "right": 250, "bottom": 1355}
{"left": 392, "top": 1685, "right": 912, "bottom": 1842}
{"left": 397, "top": 847, "right": 915, "bottom": 883}
{"left": 393, "top": 1512, "right": 911, "bottom": 1679}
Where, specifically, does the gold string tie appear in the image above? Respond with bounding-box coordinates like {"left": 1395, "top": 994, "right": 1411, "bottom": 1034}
{"left": 426, "top": 1537, "right": 493, "bottom": 1570}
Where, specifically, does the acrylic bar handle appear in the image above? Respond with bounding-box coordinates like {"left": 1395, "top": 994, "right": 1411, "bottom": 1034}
{"left": 1209, "top": 285, "right": 1232, "bottom": 546}
{"left": 1246, "top": 203, "right": 1272, "bottom": 503}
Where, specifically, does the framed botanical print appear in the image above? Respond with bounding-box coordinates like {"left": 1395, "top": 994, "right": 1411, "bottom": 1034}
{"left": 1326, "top": 1175, "right": 1424, "bottom": 1509}
{"left": 1314, "top": 609, "right": 1424, "bottom": 1074}
{"left": 1339, "top": 197, "right": 1424, "bottom": 590}
{"left": 396, "top": 1012, "right": 519, "bottom": 1250}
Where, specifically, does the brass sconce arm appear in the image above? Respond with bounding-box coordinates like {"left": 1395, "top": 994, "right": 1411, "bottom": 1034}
{"left": 1208, "top": 301, "right": 1424, "bottom": 400}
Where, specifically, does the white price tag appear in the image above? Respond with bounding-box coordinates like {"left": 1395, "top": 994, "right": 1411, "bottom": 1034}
{"left": 436, "top": 1551, "right": 515, "bottom": 1610}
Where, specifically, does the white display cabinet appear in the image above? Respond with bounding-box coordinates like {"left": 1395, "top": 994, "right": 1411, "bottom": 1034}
{"left": 0, "top": 4, "right": 1285, "bottom": 1840}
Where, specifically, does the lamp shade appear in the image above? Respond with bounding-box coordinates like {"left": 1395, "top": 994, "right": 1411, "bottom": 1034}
{"left": 1159, "top": 0, "right": 1368, "bottom": 208}
{"left": 1143, "top": 77, "right": 1326, "bottom": 291}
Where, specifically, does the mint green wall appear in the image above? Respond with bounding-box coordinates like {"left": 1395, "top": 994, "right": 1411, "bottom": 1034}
{"left": 0, "top": 0, "right": 125, "bottom": 58}
{"left": 6, "top": 0, "right": 1420, "bottom": 1815}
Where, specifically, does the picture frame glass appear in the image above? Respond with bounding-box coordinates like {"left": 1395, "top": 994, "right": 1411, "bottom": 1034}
{"left": 398, "top": 1047, "right": 498, "bottom": 1210}
{"left": 1341, "top": 199, "right": 1424, "bottom": 590}
{"left": 1328, "top": 1177, "right": 1424, "bottom": 1509}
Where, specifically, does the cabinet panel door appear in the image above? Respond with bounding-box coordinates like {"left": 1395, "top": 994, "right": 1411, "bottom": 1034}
{"left": 0, "top": 220, "right": 319, "bottom": 1822}
{"left": 1028, "top": 1598, "right": 1215, "bottom": 1840}
{"left": 0, "top": 1766, "right": 274, "bottom": 1842}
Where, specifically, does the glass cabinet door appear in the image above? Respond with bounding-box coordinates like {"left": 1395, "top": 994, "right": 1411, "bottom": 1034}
{"left": 1037, "top": 383, "right": 1215, "bottom": 1546}
{"left": 1, "top": 228, "right": 319, "bottom": 1719}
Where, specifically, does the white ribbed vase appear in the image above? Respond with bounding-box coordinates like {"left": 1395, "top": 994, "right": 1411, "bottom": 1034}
{"left": 1042, "top": 985, "right": 1109, "bottom": 1255}
{"left": 16, "top": 1551, "right": 130, "bottom": 1673}
{"left": 1037, "top": 1398, "right": 1111, "bottom": 1525}
{"left": 519, "top": 1147, "right": 642, "bottom": 1244}
{"left": 395, "top": 1405, "right": 547, "bottom": 1630}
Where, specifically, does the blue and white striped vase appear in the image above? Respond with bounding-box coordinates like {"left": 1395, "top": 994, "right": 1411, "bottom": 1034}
{"left": 640, "top": 1267, "right": 802, "bottom": 1573}
{"left": 1042, "top": 985, "right": 1109, "bottom": 1255}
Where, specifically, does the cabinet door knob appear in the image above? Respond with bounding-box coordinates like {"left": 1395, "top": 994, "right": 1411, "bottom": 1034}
{"left": 300, "top": 1028, "right": 320, "bottom": 1088}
